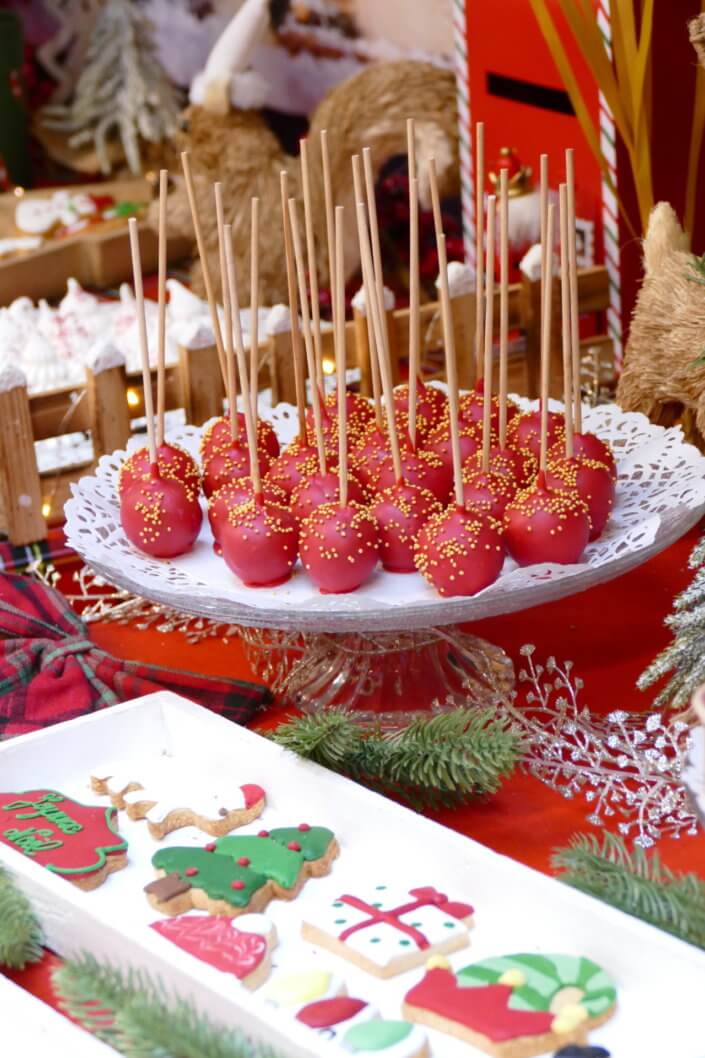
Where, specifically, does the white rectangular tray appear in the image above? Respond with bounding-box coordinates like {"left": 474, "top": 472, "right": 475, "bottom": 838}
{"left": 0, "top": 692, "right": 702, "bottom": 1058}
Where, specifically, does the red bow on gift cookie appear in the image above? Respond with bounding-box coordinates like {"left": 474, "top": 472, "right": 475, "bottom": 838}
{"left": 0, "top": 572, "right": 269, "bottom": 738}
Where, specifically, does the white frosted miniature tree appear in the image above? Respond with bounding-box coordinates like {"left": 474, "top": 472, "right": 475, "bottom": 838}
{"left": 41, "top": 0, "right": 181, "bottom": 174}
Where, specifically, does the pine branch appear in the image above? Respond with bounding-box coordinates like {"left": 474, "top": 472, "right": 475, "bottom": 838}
{"left": 0, "top": 866, "right": 44, "bottom": 969}
{"left": 552, "top": 832, "right": 705, "bottom": 949}
{"left": 269, "top": 709, "right": 523, "bottom": 810}
{"left": 54, "top": 955, "right": 283, "bottom": 1058}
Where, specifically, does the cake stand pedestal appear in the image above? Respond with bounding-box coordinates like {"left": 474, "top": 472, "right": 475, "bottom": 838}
{"left": 238, "top": 625, "right": 514, "bottom": 725}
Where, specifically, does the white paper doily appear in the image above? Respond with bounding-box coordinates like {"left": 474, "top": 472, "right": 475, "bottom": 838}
{"left": 683, "top": 726, "right": 705, "bottom": 830}
{"left": 65, "top": 396, "right": 705, "bottom": 632}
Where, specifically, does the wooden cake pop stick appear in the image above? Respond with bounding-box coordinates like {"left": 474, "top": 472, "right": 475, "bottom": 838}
{"left": 539, "top": 153, "right": 549, "bottom": 297}
{"left": 301, "top": 138, "right": 325, "bottom": 399}
{"left": 334, "top": 205, "right": 348, "bottom": 507}
{"left": 356, "top": 198, "right": 403, "bottom": 485}
{"left": 128, "top": 218, "right": 157, "bottom": 466}
{"left": 180, "top": 152, "right": 227, "bottom": 385}
{"left": 280, "top": 170, "right": 308, "bottom": 445}
{"left": 249, "top": 196, "right": 259, "bottom": 419}
{"left": 474, "top": 121, "right": 485, "bottom": 383}
{"left": 156, "top": 169, "right": 168, "bottom": 448}
{"left": 566, "top": 148, "right": 582, "bottom": 434}
{"left": 223, "top": 225, "right": 262, "bottom": 498}
{"left": 539, "top": 202, "right": 555, "bottom": 474}
{"left": 363, "top": 147, "right": 392, "bottom": 367}
{"left": 559, "top": 184, "right": 575, "bottom": 458}
{"left": 482, "top": 195, "right": 497, "bottom": 472}
{"left": 320, "top": 130, "right": 336, "bottom": 307}
{"left": 429, "top": 159, "right": 463, "bottom": 508}
{"left": 289, "top": 197, "right": 327, "bottom": 475}
{"left": 214, "top": 183, "right": 238, "bottom": 441}
{"left": 498, "top": 167, "right": 509, "bottom": 449}
{"left": 352, "top": 154, "right": 383, "bottom": 429}
{"left": 407, "top": 117, "right": 420, "bottom": 450}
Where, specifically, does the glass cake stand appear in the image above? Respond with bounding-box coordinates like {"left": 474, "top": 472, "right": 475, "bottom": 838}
{"left": 65, "top": 403, "right": 705, "bottom": 725}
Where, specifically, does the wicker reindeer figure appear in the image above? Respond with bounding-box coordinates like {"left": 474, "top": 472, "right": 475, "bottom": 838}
{"left": 616, "top": 16, "right": 705, "bottom": 448}
{"left": 150, "top": 0, "right": 461, "bottom": 305}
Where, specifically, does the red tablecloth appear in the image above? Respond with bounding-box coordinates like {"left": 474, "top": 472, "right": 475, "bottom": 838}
{"left": 4, "top": 524, "right": 705, "bottom": 1017}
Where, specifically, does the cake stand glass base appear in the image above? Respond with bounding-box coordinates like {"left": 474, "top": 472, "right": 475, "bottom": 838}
{"left": 239, "top": 625, "right": 514, "bottom": 727}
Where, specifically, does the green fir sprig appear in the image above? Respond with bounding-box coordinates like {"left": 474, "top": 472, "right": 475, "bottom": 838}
{"left": 639, "top": 531, "right": 705, "bottom": 709}
{"left": 268, "top": 708, "right": 523, "bottom": 809}
{"left": 53, "top": 955, "right": 283, "bottom": 1058}
{"left": 0, "top": 865, "right": 44, "bottom": 969}
{"left": 552, "top": 832, "right": 705, "bottom": 950}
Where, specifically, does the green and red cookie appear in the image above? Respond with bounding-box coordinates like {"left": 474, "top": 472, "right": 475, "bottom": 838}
{"left": 0, "top": 790, "right": 127, "bottom": 890}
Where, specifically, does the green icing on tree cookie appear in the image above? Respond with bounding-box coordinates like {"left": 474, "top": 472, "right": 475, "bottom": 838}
{"left": 268, "top": 826, "right": 334, "bottom": 861}
{"left": 151, "top": 848, "right": 265, "bottom": 907}
{"left": 456, "top": 953, "right": 617, "bottom": 1017}
{"left": 343, "top": 1020, "right": 413, "bottom": 1052}
{"left": 214, "top": 835, "right": 302, "bottom": 889}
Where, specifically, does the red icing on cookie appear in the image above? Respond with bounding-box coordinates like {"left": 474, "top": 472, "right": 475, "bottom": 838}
{"left": 0, "top": 790, "right": 126, "bottom": 880}
{"left": 150, "top": 915, "right": 267, "bottom": 979}
{"left": 297, "top": 996, "right": 368, "bottom": 1029}
{"left": 405, "top": 968, "right": 554, "bottom": 1042}
{"left": 240, "top": 784, "right": 265, "bottom": 809}
{"left": 185, "top": 867, "right": 199, "bottom": 877}
{"left": 298, "top": 823, "right": 311, "bottom": 832}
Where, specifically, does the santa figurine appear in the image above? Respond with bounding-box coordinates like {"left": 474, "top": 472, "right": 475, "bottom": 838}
{"left": 488, "top": 147, "right": 538, "bottom": 282}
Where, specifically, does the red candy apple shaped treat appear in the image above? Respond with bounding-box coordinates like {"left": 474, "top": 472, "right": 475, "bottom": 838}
{"left": 119, "top": 441, "right": 200, "bottom": 497}
{"left": 505, "top": 201, "right": 590, "bottom": 566}
{"left": 363, "top": 151, "right": 441, "bottom": 572}
{"left": 462, "top": 194, "right": 518, "bottom": 525}
{"left": 415, "top": 169, "right": 505, "bottom": 597}
{"left": 392, "top": 380, "right": 445, "bottom": 438}
{"left": 121, "top": 213, "right": 203, "bottom": 558}
{"left": 424, "top": 416, "right": 482, "bottom": 477}
{"left": 200, "top": 415, "right": 280, "bottom": 465}
{"left": 218, "top": 212, "right": 300, "bottom": 586}
{"left": 300, "top": 205, "right": 379, "bottom": 593}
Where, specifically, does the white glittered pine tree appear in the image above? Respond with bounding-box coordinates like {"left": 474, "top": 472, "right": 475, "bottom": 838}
{"left": 41, "top": 0, "right": 181, "bottom": 174}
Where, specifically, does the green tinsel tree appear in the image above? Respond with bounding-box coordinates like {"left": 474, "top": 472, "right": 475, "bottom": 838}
{"left": 638, "top": 530, "right": 705, "bottom": 710}
{"left": 552, "top": 832, "right": 705, "bottom": 949}
{"left": 268, "top": 707, "right": 523, "bottom": 810}
{"left": 0, "top": 865, "right": 44, "bottom": 969}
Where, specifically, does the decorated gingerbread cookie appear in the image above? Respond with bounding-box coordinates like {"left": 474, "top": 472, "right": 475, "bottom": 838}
{"left": 145, "top": 824, "right": 338, "bottom": 917}
{"left": 263, "top": 967, "right": 347, "bottom": 1009}
{"left": 402, "top": 954, "right": 617, "bottom": 1057}
{"left": 150, "top": 912, "right": 276, "bottom": 989}
{"left": 0, "top": 790, "right": 127, "bottom": 890}
{"left": 90, "top": 762, "right": 265, "bottom": 839}
{"left": 297, "top": 996, "right": 379, "bottom": 1040}
{"left": 342, "top": 1021, "right": 429, "bottom": 1058}
{"left": 301, "top": 884, "right": 474, "bottom": 978}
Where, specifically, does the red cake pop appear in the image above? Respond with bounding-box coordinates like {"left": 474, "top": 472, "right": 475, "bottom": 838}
{"left": 505, "top": 472, "right": 589, "bottom": 565}
{"left": 507, "top": 407, "right": 565, "bottom": 460}
{"left": 546, "top": 455, "right": 614, "bottom": 541}
{"left": 415, "top": 505, "right": 504, "bottom": 596}
{"left": 372, "top": 482, "right": 440, "bottom": 573}
{"left": 208, "top": 476, "right": 287, "bottom": 553}
{"left": 555, "top": 432, "right": 617, "bottom": 480}
{"left": 392, "top": 381, "right": 445, "bottom": 437}
{"left": 221, "top": 498, "right": 299, "bottom": 586}
{"left": 376, "top": 448, "right": 451, "bottom": 503}
{"left": 424, "top": 417, "right": 482, "bottom": 471}
{"left": 291, "top": 470, "right": 366, "bottom": 522}
{"left": 119, "top": 441, "right": 200, "bottom": 497}
{"left": 461, "top": 468, "right": 517, "bottom": 523}
{"left": 121, "top": 216, "right": 203, "bottom": 559}
{"left": 200, "top": 414, "right": 280, "bottom": 464}
{"left": 464, "top": 444, "right": 537, "bottom": 488}
{"left": 121, "top": 470, "right": 202, "bottom": 558}
{"left": 322, "top": 389, "right": 374, "bottom": 433}
{"left": 265, "top": 440, "right": 320, "bottom": 499}
{"left": 300, "top": 501, "right": 379, "bottom": 593}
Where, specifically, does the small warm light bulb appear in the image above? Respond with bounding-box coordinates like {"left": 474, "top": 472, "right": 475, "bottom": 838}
{"left": 126, "top": 387, "right": 140, "bottom": 408}
{"left": 41, "top": 501, "right": 51, "bottom": 519}
{"left": 13, "top": 186, "right": 24, "bottom": 198}
{"left": 322, "top": 357, "right": 335, "bottom": 376}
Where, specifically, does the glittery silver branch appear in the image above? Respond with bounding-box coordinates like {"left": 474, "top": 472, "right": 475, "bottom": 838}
{"left": 501, "top": 646, "right": 698, "bottom": 847}
{"left": 638, "top": 532, "right": 705, "bottom": 713}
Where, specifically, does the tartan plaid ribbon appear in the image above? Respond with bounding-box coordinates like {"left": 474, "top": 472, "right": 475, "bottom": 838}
{"left": 0, "top": 572, "right": 270, "bottom": 738}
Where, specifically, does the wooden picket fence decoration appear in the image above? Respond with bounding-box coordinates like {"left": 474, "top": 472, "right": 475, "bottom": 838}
{"left": 0, "top": 265, "right": 612, "bottom": 546}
